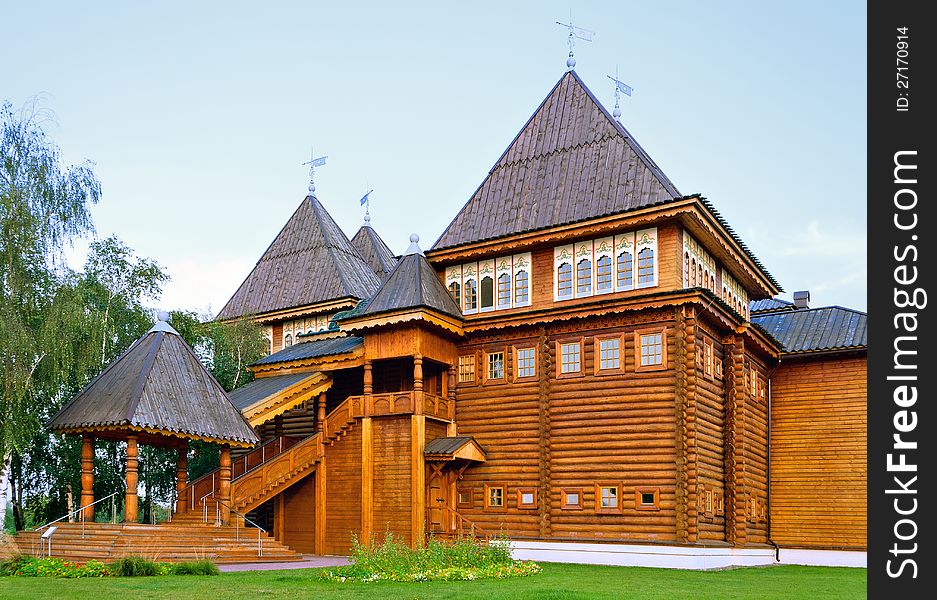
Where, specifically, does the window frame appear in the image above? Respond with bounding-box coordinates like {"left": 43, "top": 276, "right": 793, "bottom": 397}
{"left": 484, "top": 483, "right": 507, "bottom": 512}
{"left": 703, "top": 337, "right": 714, "bottom": 380}
{"left": 457, "top": 488, "right": 473, "bottom": 509}
{"left": 595, "top": 482, "right": 623, "bottom": 514}
{"left": 514, "top": 267, "right": 530, "bottom": 306}
{"left": 496, "top": 272, "right": 512, "bottom": 309}
{"left": 513, "top": 346, "right": 538, "bottom": 382}
{"left": 634, "top": 486, "right": 661, "bottom": 511}
{"left": 457, "top": 354, "right": 477, "bottom": 385}
{"left": 594, "top": 334, "right": 625, "bottom": 375}
{"left": 483, "top": 349, "right": 506, "bottom": 383}
{"left": 634, "top": 328, "right": 667, "bottom": 373}
{"left": 561, "top": 487, "right": 584, "bottom": 510}
{"left": 555, "top": 338, "right": 584, "bottom": 379}
{"left": 463, "top": 277, "right": 478, "bottom": 314}
{"left": 516, "top": 487, "right": 538, "bottom": 510}
{"left": 595, "top": 254, "right": 613, "bottom": 293}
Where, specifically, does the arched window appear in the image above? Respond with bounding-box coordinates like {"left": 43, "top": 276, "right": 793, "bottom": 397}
{"left": 284, "top": 333, "right": 293, "bottom": 348}
{"left": 684, "top": 252, "right": 690, "bottom": 286}
{"left": 596, "top": 255, "right": 612, "bottom": 291}
{"left": 576, "top": 259, "right": 592, "bottom": 295}
{"left": 557, "top": 263, "right": 573, "bottom": 298}
{"left": 464, "top": 279, "right": 477, "bottom": 311}
{"left": 702, "top": 268, "right": 709, "bottom": 289}
{"left": 480, "top": 276, "right": 494, "bottom": 309}
{"left": 637, "top": 248, "right": 655, "bottom": 285}
{"left": 515, "top": 270, "right": 529, "bottom": 304}
{"left": 710, "top": 274, "right": 715, "bottom": 291}
{"left": 448, "top": 281, "right": 461, "bottom": 306}
{"left": 617, "top": 251, "right": 633, "bottom": 289}
{"left": 690, "top": 259, "right": 697, "bottom": 287}
{"left": 497, "top": 273, "right": 511, "bottom": 307}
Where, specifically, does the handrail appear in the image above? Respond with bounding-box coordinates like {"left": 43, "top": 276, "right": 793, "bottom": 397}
{"left": 210, "top": 497, "right": 267, "bottom": 557}
{"left": 34, "top": 491, "right": 120, "bottom": 533}
{"left": 439, "top": 505, "right": 488, "bottom": 540}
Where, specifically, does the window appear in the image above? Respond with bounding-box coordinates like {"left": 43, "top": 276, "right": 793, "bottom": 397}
{"left": 684, "top": 252, "right": 690, "bottom": 287}
{"left": 514, "top": 269, "right": 529, "bottom": 304}
{"left": 637, "top": 248, "right": 655, "bottom": 285}
{"left": 448, "top": 281, "right": 461, "bottom": 306}
{"left": 635, "top": 487, "right": 661, "bottom": 511}
{"left": 595, "top": 335, "right": 622, "bottom": 372}
{"left": 557, "top": 263, "right": 573, "bottom": 298}
{"left": 749, "top": 365, "right": 757, "bottom": 396}
{"left": 617, "top": 251, "right": 633, "bottom": 289}
{"left": 457, "top": 489, "right": 473, "bottom": 509}
{"left": 715, "top": 358, "right": 724, "bottom": 380}
{"left": 558, "top": 341, "right": 582, "bottom": 376}
{"left": 596, "top": 255, "right": 612, "bottom": 292}
{"left": 484, "top": 484, "right": 505, "bottom": 511}
{"left": 515, "top": 347, "right": 537, "bottom": 380}
{"left": 517, "top": 488, "right": 538, "bottom": 509}
{"left": 458, "top": 355, "right": 476, "bottom": 384}
{"left": 284, "top": 333, "right": 293, "bottom": 347}
{"left": 562, "top": 488, "right": 583, "bottom": 510}
{"left": 480, "top": 276, "right": 494, "bottom": 310}
{"left": 690, "top": 258, "right": 697, "bottom": 287}
{"left": 576, "top": 259, "right": 592, "bottom": 295}
{"left": 486, "top": 351, "right": 505, "bottom": 381}
{"left": 596, "top": 483, "right": 622, "bottom": 514}
{"left": 497, "top": 273, "right": 511, "bottom": 307}
{"left": 464, "top": 279, "right": 477, "bottom": 311}
{"left": 636, "top": 330, "right": 666, "bottom": 371}
{"left": 703, "top": 338, "right": 714, "bottom": 378}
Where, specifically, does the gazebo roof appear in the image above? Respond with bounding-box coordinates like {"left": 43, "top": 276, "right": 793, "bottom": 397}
{"left": 48, "top": 318, "right": 259, "bottom": 448}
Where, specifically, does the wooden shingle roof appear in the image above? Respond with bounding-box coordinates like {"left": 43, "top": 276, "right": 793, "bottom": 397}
{"left": 751, "top": 306, "right": 867, "bottom": 354}
{"left": 433, "top": 70, "right": 680, "bottom": 250}
{"left": 351, "top": 225, "right": 398, "bottom": 280}
{"left": 362, "top": 251, "right": 462, "bottom": 320}
{"left": 217, "top": 195, "right": 381, "bottom": 321}
{"left": 48, "top": 320, "right": 259, "bottom": 447}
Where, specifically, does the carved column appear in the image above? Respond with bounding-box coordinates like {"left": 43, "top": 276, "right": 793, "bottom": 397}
{"left": 175, "top": 442, "right": 189, "bottom": 513}
{"left": 316, "top": 392, "right": 326, "bottom": 434}
{"left": 219, "top": 445, "right": 232, "bottom": 525}
{"left": 413, "top": 354, "right": 424, "bottom": 415}
{"left": 124, "top": 435, "right": 139, "bottom": 523}
{"left": 447, "top": 365, "right": 457, "bottom": 423}
{"left": 80, "top": 435, "right": 95, "bottom": 521}
{"left": 363, "top": 359, "right": 373, "bottom": 416}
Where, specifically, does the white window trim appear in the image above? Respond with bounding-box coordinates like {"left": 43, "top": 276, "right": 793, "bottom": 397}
{"left": 635, "top": 227, "right": 658, "bottom": 289}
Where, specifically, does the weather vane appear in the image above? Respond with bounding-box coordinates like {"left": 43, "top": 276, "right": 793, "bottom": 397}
{"left": 607, "top": 66, "right": 633, "bottom": 121}
{"left": 555, "top": 12, "right": 594, "bottom": 70}
{"left": 359, "top": 188, "right": 374, "bottom": 225}
{"left": 303, "top": 148, "right": 328, "bottom": 196}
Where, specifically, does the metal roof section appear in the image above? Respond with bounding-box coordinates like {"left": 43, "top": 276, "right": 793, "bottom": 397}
{"left": 751, "top": 306, "right": 867, "bottom": 354}
{"left": 750, "top": 297, "right": 795, "bottom": 314}
{"left": 424, "top": 436, "right": 487, "bottom": 462}
{"left": 251, "top": 335, "right": 364, "bottom": 366}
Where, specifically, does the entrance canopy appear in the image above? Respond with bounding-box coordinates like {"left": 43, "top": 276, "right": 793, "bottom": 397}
{"left": 229, "top": 371, "right": 333, "bottom": 427}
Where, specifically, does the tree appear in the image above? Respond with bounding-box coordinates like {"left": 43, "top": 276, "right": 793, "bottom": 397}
{"left": 0, "top": 100, "right": 100, "bottom": 530}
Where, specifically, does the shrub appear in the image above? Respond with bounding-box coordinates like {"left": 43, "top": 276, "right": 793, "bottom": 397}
{"left": 0, "top": 554, "right": 31, "bottom": 576}
{"left": 0, "top": 556, "right": 110, "bottom": 578}
{"left": 110, "top": 555, "right": 167, "bottom": 577}
{"left": 171, "top": 560, "right": 220, "bottom": 576}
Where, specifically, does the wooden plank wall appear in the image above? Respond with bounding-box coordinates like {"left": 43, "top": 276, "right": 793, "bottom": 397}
{"left": 693, "top": 317, "right": 726, "bottom": 542}
{"left": 769, "top": 355, "right": 867, "bottom": 550}
{"left": 454, "top": 308, "right": 680, "bottom": 542}
{"left": 281, "top": 473, "right": 316, "bottom": 553}
{"left": 371, "top": 416, "right": 413, "bottom": 545}
{"left": 324, "top": 424, "right": 362, "bottom": 554}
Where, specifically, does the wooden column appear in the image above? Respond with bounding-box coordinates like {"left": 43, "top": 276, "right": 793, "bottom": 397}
{"left": 363, "top": 360, "right": 373, "bottom": 415}
{"left": 124, "top": 435, "right": 139, "bottom": 523}
{"left": 447, "top": 365, "right": 457, "bottom": 423}
{"left": 413, "top": 354, "right": 424, "bottom": 415}
{"left": 219, "top": 445, "right": 232, "bottom": 525}
{"left": 411, "top": 415, "right": 426, "bottom": 548}
{"left": 360, "top": 417, "right": 373, "bottom": 545}
{"left": 316, "top": 392, "right": 326, "bottom": 434}
{"left": 80, "top": 435, "right": 95, "bottom": 521}
{"left": 175, "top": 442, "right": 189, "bottom": 513}
{"left": 315, "top": 454, "right": 327, "bottom": 554}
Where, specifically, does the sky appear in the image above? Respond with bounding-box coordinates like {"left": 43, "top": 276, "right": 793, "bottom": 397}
{"left": 2, "top": 1, "right": 867, "bottom": 314}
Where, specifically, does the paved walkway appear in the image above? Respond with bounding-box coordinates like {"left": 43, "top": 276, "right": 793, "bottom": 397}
{"left": 219, "top": 555, "right": 350, "bottom": 572}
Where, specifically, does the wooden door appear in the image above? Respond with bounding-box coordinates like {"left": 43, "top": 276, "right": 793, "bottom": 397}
{"left": 426, "top": 474, "right": 449, "bottom": 534}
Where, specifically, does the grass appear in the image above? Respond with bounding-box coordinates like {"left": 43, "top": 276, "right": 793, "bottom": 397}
{"left": 0, "top": 562, "right": 865, "bottom": 599}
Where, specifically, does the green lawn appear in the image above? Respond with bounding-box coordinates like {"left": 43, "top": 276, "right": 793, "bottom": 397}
{"left": 0, "top": 562, "right": 865, "bottom": 599}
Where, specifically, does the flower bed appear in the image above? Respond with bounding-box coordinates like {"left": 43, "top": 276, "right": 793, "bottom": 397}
{"left": 0, "top": 554, "right": 219, "bottom": 578}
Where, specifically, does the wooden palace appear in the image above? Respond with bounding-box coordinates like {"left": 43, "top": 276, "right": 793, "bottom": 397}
{"left": 29, "top": 69, "right": 867, "bottom": 568}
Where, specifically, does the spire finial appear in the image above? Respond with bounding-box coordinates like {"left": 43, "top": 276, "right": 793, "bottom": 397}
{"left": 405, "top": 233, "right": 423, "bottom": 256}
{"left": 607, "top": 67, "right": 633, "bottom": 122}
{"left": 302, "top": 149, "right": 328, "bottom": 197}
{"left": 359, "top": 188, "right": 374, "bottom": 226}
{"left": 556, "top": 13, "right": 593, "bottom": 71}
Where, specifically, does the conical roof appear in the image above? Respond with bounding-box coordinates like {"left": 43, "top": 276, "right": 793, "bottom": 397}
{"left": 48, "top": 319, "right": 259, "bottom": 447}
{"left": 362, "top": 241, "right": 462, "bottom": 320}
{"left": 433, "top": 70, "right": 680, "bottom": 250}
{"left": 351, "top": 224, "right": 398, "bottom": 280}
{"left": 217, "top": 195, "right": 382, "bottom": 320}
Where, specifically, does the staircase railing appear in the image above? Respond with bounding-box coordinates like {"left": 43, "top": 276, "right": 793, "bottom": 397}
{"left": 33, "top": 491, "right": 121, "bottom": 552}
{"left": 230, "top": 432, "right": 323, "bottom": 510}
{"left": 436, "top": 504, "right": 489, "bottom": 541}
{"left": 209, "top": 498, "right": 268, "bottom": 557}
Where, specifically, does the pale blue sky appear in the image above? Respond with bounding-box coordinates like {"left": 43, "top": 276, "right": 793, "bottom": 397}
{"left": 2, "top": 1, "right": 866, "bottom": 313}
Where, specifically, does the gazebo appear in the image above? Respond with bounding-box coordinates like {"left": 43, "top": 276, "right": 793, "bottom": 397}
{"left": 47, "top": 313, "right": 259, "bottom": 525}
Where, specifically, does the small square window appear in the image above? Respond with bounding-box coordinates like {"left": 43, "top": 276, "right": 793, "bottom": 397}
{"left": 457, "top": 489, "right": 472, "bottom": 508}
{"left": 515, "top": 347, "right": 537, "bottom": 380}
{"left": 458, "top": 355, "right": 476, "bottom": 384}
{"left": 561, "top": 488, "right": 583, "bottom": 510}
{"left": 558, "top": 341, "right": 582, "bottom": 376}
{"left": 517, "top": 488, "right": 538, "bottom": 509}
{"left": 635, "top": 329, "right": 666, "bottom": 372}
{"left": 486, "top": 351, "right": 505, "bottom": 381}
{"left": 595, "top": 483, "right": 622, "bottom": 514}
{"left": 484, "top": 484, "right": 505, "bottom": 512}
{"left": 595, "top": 335, "right": 623, "bottom": 373}
{"left": 635, "top": 487, "right": 661, "bottom": 511}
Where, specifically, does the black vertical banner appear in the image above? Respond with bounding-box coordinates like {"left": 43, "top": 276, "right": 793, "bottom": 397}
{"left": 868, "top": 1, "right": 935, "bottom": 597}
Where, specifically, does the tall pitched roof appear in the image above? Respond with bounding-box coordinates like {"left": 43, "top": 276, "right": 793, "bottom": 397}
{"left": 351, "top": 224, "right": 398, "bottom": 280}
{"left": 48, "top": 320, "right": 259, "bottom": 447}
{"left": 362, "top": 248, "right": 462, "bottom": 320}
{"left": 433, "top": 70, "right": 680, "bottom": 250}
{"left": 752, "top": 306, "right": 867, "bottom": 354}
{"left": 217, "top": 195, "right": 382, "bottom": 321}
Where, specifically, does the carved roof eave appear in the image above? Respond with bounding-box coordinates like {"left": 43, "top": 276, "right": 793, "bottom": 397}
{"left": 251, "top": 345, "right": 365, "bottom": 377}
{"left": 733, "top": 322, "right": 782, "bottom": 360}
{"left": 217, "top": 297, "right": 361, "bottom": 326}
{"left": 52, "top": 424, "right": 257, "bottom": 449}
{"left": 340, "top": 307, "right": 465, "bottom": 337}
{"left": 242, "top": 373, "right": 333, "bottom": 427}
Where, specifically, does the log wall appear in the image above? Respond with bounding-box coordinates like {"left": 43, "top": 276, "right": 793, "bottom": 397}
{"left": 281, "top": 472, "right": 316, "bottom": 553}
{"left": 371, "top": 416, "right": 413, "bottom": 545}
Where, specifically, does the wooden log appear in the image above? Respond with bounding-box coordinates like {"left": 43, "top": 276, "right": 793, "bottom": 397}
{"left": 81, "top": 435, "right": 94, "bottom": 521}
{"left": 125, "top": 435, "right": 139, "bottom": 523}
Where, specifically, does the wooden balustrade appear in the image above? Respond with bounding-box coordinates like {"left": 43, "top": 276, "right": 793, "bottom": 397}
{"left": 342, "top": 391, "right": 454, "bottom": 422}
{"left": 230, "top": 433, "right": 323, "bottom": 510}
